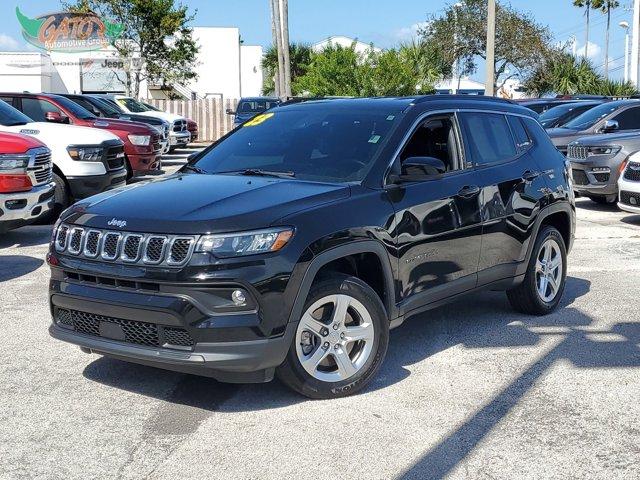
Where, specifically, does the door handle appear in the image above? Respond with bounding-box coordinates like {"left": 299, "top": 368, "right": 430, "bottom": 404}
{"left": 457, "top": 185, "right": 480, "bottom": 198}
{"left": 522, "top": 170, "right": 541, "bottom": 182}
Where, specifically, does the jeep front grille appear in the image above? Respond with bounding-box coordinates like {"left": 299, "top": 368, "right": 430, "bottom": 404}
{"left": 54, "top": 224, "right": 196, "bottom": 266}
{"left": 28, "top": 148, "right": 53, "bottom": 185}
{"left": 567, "top": 145, "right": 588, "bottom": 160}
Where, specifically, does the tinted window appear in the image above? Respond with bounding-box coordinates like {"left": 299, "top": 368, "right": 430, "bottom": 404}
{"left": 507, "top": 116, "right": 531, "bottom": 152}
{"left": 193, "top": 107, "right": 401, "bottom": 183}
{"left": 51, "top": 96, "right": 95, "bottom": 119}
{"left": 117, "top": 97, "right": 150, "bottom": 113}
{"left": 237, "top": 99, "right": 279, "bottom": 113}
{"left": 460, "top": 112, "right": 517, "bottom": 166}
{"left": 400, "top": 115, "right": 460, "bottom": 172}
{"left": 21, "top": 98, "right": 62, "bottom": 122}
{"left": 611, "top": 106, "right": 640, "bottom": 130}
{"left": 564, "top": 102, "right": 628, "bottom": 130}
{"left": 70, "top": 97, "right": 104, "bottom": 116}
{"left": 0, "top": 100, "right": 32, "bottom": 126}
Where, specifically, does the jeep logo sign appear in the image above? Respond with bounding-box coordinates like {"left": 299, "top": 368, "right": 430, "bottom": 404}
{"left": 107, "top": 218, "right": 127, "bottom": 228}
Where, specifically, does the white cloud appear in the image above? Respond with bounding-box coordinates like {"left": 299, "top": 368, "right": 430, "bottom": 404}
{"left": 0, "top": 34, "right": 20, "bottom": 51}
{"left": 395, "top": 22, "right": 429, "bottom": 41}
{"left": 574, "top": 41, "right": 602, "bottom": 60}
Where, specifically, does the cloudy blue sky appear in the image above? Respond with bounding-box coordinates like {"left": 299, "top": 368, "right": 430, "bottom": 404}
{"left": 0, "top": 0, "right": 634, "bottom": 80}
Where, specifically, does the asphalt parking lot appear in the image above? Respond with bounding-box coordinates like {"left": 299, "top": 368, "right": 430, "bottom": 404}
{"left": 1, "top": 163, "right": 639, "bottom": 479}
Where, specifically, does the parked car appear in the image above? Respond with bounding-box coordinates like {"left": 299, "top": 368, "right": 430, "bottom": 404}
{"left": 60, "top": 94, "right": 170, "bottom": 155}
{"left": 0, "top": 132, "right": 54, "bottom": 232}
{"left": 538, "top": 100, "right": 605, "bottom": 129}
{"left": 566, "top": 131, "right": 640, "bottom": 204}
{"left": 140, "top": 99, "right": 199, "bottom": 144}
{"left": 516, "top": 98, "right": 582, "bottom": 114}
{"left": 0, "top": 100, "right": 126, "bottom": 216}
{"left": 0, "top": 93, "right": 162, "bottom": 178}
{"left": 228, "top": 97, "right": 281, "bottom": 127}
{"left": 547, "top": 100, "right": 640, "bottom": 155}
{"left": 47, "top": 96, "right": 575, "bottom": 399}
{"left": 99, "top": 95, "right": 192, "bottom": 152}
{"left": 617, "top": 153, "right": 640, "bottom": 213}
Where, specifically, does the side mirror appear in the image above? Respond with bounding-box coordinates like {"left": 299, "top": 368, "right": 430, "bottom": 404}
{"left": 389, "top": 157, "right": 447, "bottom": 184}
{"left": 226, "top": 108, "right": 235, "bottom": 115}
{"left": 45, "top": 111, "right": 69, "bottom": 124}
{"left": 602, "top": 119, "right": 619, "bottom": 133}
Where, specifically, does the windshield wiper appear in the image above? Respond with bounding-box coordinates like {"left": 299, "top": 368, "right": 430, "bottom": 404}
{"left": 223, "top": 168, "right": 296, "bottom": 179}
{"left": 182, "top": 164, "right": 209, "bottom": 174}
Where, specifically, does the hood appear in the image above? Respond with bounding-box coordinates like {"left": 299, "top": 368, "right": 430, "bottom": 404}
{"left": 569, "top": 130, "right": 640, "bottom": 146}
{"left": 0, "top": 131, "right": 45, "bottom": 153}
{"left": 134, "top": 110, "right": 185, "bottom": 122}
{"left": 0, "top": 121, "right": 120, "bottom": 144}
{"left": 63, "top": 174, "right": 350, "bottom": 234}
{"left": 89, "top": 118, "right": 154, "bottom": 135}
{"left": 545, "top": 127, "right": 583, "bottom": 147}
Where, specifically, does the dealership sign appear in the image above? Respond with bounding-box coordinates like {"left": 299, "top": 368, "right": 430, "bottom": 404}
{"left": 15, "top": 7, "right": 123, "bottom": 52}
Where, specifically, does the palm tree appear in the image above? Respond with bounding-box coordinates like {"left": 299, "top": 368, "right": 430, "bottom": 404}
{"left": 573, "top": 0, "right": 593, "bottom": 58}
{"left": 592, "top": 0, "right": 620, "bottom": 78}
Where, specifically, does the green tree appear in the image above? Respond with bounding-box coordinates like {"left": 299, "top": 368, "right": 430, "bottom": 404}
{"left": 65, "top": 0, "right": 198, "bottom": 98}
{"left": 294, "top": 44, "right": 365, "bottom": 96}
{"left": 592, "top": 0, "right": 620, "bottom": 78}
{"left": 262, "top": 43, "right": 312, "bottom": 95}
{"left": 419, "top": 0, "right": 553, "bottom": 92}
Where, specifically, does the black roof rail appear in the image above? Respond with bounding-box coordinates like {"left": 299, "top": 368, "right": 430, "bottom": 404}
{"left": 412, "top": 94, "right": 516, "bottom": 105}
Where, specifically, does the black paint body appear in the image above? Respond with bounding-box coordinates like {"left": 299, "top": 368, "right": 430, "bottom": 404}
{"left": 48, "top": 96, "right": 576, "bottom": 382}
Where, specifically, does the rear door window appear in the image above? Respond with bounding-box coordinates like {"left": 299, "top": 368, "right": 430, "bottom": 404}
{"left": 611, "top": 106, "right": 640, "bottom": 130}
{"left": 507, "top": 116, "right": 532, "bottom": 153}
{"left": 459, "top": 112, "right": 517, "bottom": 166}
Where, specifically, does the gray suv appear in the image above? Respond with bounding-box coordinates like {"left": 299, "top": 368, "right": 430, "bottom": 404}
{"left": 567, "top": 130, "right": 640, "bottom": 203}
{"left": 547, "top": 100, "right": 640, "bottom": 155}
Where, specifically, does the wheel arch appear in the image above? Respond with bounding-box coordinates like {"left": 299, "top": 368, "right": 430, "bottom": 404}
{"left": 287, "top": 241, "right": 398, "bottom": 326}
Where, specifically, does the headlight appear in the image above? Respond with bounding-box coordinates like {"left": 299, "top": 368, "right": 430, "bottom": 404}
{"left": 0, "top": 154, "right": 29, "bottom": 171}
{"left": 67, "top": 146, "right": 103, "bottom": 161}
{"left": 128, "top": 135, "right": 151, "bottom": 146}
{"left": 588, "top": 146, "right": 621, "bottom": 156}
{"left": 195, "top": 227, "right": 294, "bottom": 258}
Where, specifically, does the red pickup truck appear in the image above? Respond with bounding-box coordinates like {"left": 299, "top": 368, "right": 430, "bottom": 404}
{"left": 0, "top": 93, "right": 162, "bottom": 178}
{"left": 0, "top": 132, "right": 55, "bottom": 232}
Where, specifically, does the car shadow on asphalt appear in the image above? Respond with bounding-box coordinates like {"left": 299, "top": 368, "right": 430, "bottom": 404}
{"left": 620, "top": 214, "right": 640, "bottom": 226}
{"left": 574, "top": 199, "right": 620, "bottom": 212}
{"left": 0, "top": 225, "right": 52, "bottom": 249}
{"left": 0, "top": 255, "right": 44, "bottom": 282}
{"left": 82, "top": 276, "right": 595, "bottom": 415}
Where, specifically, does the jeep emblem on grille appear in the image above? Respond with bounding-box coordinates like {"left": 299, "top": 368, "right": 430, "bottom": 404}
{"left": 107, "top": 218, "right": 127, "bottom": 228}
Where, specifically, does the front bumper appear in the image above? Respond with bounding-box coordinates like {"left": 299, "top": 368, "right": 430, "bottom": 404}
{"left": 569, "top": 156, "right": 620, "bottom": 198}
{"left": 67, "top": 168, "right": 127, "bottom": 199}
{"left": 618, "top": 177, "right": 640, "bottom": 214}
{"left": 169, "top": 132, "right": 191, "bottom": 147}
{"left": 0, "top": 182, "right": 55, "bottom": 231}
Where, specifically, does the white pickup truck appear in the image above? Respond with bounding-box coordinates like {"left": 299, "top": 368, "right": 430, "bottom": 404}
{"left": 101, "top": 95, "right": 191, "bottom": 152}
{"left": 0, "top": 100, "right": 127, "bottom": 215}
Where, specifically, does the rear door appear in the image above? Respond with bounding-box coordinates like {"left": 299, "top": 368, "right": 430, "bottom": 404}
{"left": 458, "top": 111, "right": 547, "bottom": 285}
{"left": 387, "top": 112, "right": 483, "bottom": 310}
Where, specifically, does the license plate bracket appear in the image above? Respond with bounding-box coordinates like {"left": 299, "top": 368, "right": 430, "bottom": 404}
{"left": 99, "top": 321, "right": 126, "bottom": 341}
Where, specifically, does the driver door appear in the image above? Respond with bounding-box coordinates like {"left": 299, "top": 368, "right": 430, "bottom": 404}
{"left": 387, "top": 113, "right": 483, "bottom": 311}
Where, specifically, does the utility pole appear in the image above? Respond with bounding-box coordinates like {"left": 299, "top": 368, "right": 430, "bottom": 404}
{"left": 620, "top": 21, "right": 630, "bottom": 83}
{"left": 280, "top": 0, "right": 292, "bottom": 98}
{"left": 451, "top": 3, "right": 462, "bottom": 94}
{"left": 485, "top": 0, "right": 496, "bottom": 96}
{"left": 632, "top": 0, "right": 640, "bottom": 87}
{"left": 270, "top": 0, "right": 281, "bottom": 97}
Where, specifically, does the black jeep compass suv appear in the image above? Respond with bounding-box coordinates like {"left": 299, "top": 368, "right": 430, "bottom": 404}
{"left": 48, "top": 96, "right": 575, "bottom": 399}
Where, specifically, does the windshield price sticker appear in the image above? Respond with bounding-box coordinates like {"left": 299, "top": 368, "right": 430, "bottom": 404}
{"left": 244, "top": 113, "right": 274, "bottom": 127}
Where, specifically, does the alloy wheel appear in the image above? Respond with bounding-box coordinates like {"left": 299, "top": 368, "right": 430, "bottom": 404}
{"left": 536, "top": 238, "right": 563, "bottom": 303}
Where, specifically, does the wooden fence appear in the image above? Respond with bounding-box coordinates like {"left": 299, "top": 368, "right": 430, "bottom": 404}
{"left": 143, "top": 98, "right": 239, "bottom": 142}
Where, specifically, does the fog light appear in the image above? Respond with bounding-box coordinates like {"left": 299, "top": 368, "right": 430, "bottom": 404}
{"left": 591, "top": 167, "right": 610, "bottom": 173}
{"left": 231, "top": 289, "right": 247, "bottom": 306}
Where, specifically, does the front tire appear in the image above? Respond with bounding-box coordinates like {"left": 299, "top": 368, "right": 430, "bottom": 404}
{"left": 507, "top": 226, "right": 567, "bottom": 315}
{"left": 277, "top": 274, "right": 389, "bottom": 399}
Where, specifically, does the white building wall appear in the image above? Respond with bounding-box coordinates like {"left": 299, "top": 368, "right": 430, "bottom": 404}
{"left": 0, "top": 52, "right": 52, "bottom": 93}
{"left": 189, "top": 27, "right": 241, "bottom": 100}
{"left": 240, "top": 45, "right": 264, "bottom": 97}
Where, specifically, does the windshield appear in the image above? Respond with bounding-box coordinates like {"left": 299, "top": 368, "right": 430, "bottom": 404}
{"left": 563, "top": 102, "right": 624, "bottom": 130}
{"left": 117, "top": 97, "right": 151, "bottom": 113}
{"left": 192, "top": 107, "right": 401, "bottom": 183}
{"left": 0, "top": 100, "right": 32, "bottom": 126}
{"left": 52, "top": 95, "right": 96, "bottom": 120}
{"left": 91, "top": 97, "right": 122, "bottom": 116}
{"left": 237, "top": 99, "right": 280, "bottom": 114}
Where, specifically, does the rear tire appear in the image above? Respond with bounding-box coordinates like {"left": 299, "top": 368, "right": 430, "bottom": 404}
{"left": 277, "top": 274, "right": 389, "bottom": 399}
{"left": 507, "top": 226, "right": 567, "bottom": 315}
